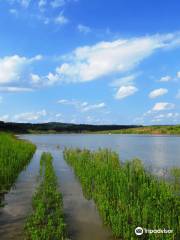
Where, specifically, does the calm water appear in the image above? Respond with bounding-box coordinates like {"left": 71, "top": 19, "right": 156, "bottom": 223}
{"left": 0, "top": 134, "right": 179, "bottom": 239}
{"left": 23, "top": 134, "right": 180, "bottom": 171}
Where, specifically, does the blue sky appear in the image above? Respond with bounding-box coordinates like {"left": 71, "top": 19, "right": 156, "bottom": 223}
{"left": 0, "top": 0, "right": 180, "bottom": 125}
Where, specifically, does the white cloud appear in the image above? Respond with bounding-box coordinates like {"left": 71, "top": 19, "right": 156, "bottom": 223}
{"left": 9, "top": 0, "right": 31, "bottom": 8}
{"left": 14, "top": 109, "right": 47, "bottom": 122}
{"left": 46, "top": 72, "right": 59, "bottom": 85}
{"left": 54, "top": 13, "right": 69, "bottom": 25}
{"left": 176, "top": 71, "right": 180, "bottom": 78}
{"left": 154, "top": 112, "right": 179, "bottom": 119}
{"left": 57, "top": 99, "right": 106, "bottom": 112}
{"left": 159, "top": 75, "right": 172, "bottom": 82}
{"left": 0, "top": 115, "right": 9, "bottom": 122}
{"left": 111, "top": 74, "right": 138, "bottom": 87}
{"left": 55, "top": 33, "right": 180, "bottom": 83}
{"left": 9, "top": 8, "right": 18, "bottom": 16}
{"left": 135, "top": 110, "right": 179, "bottom": 125}
{"left": 30, "top": 73, "right": 41, "bottom": 85}
{"left": 0, "top": 55, "right": 42, "bottom": 85}
{"left": 152, "top": 112, "right": 179, "bottom": 122}
{"left": 149, "top": 88, "right": 168, "bottom": 98}
{"left": 38, "top": 0, "right": 47, "bottom": 8}
{"left": 51, "top": 0, "right": 65, "bottom": 8}
{"left": 0, "top": 86, "right": 33, "bottom": 92}
{"left": 30, "top": 54, "right": 43, "bottom": 61}
{"left": 0, "top": 55, "right": 27, "bottom": 84}
{"left": 82, "top": 102, "right": 106, "bottom": 112}
{"left": 176, "top": 89, "right": 180, "bottom": 98}
{"left": 77, "top": 24, "right": 91, "bottom": 34}
{"left": 152, "top": 102, "right": 175, "bottom": 111}
{"left": 58, "top": 99, "right": 68, "bottom": 104}
{"left": 115, "top": 85, "right": 138, "bottom": 99}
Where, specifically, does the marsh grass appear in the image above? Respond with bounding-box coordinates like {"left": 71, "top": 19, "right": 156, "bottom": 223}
{"left": 0, "top": 133, "right": 36, "bottom": 206}
{"left": 64, "top": 148, "right": 180, "bottom": 240}
{"left": 25, "top": 152, "right": 68, "bottom": 240}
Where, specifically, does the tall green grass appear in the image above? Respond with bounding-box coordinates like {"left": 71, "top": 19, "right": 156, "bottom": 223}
{"left": 0, "top": 133, "right": 36, "bottom": 206}
{"left": 25, "top": 152, "right": 68, "bottom": 240}
{"left": 93, "top": 125, "right": 180, "bottom": 135}
{"left": 64, "top": 148, "right": 180, "bottom": 239}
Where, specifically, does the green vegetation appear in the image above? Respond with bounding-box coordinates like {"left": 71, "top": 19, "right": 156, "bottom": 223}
{"left": 64, "top": 148, "right": 180, "bottom": 239}
{"left": 94, "top": 125, "right": 180, "bottom": 135}
{"left": 25, "top": 152, "right": 68, "bottom": 240}
{"left": 0, "top": 132, "right": 36, "bottom": 206}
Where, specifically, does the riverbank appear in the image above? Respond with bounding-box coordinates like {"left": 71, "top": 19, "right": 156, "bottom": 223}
{"left": 92, "top": 125, "right": 180, "bottom": 135}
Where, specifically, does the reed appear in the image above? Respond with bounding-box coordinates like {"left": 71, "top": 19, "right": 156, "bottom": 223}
{"left": 64, "top": 148, "right": 180, "bottom": 240}
{"left": 25, "top": 152, "right": 68, "bottom": 240}
{"left": 0, "top": 133, "right": 36, "bottom": 206}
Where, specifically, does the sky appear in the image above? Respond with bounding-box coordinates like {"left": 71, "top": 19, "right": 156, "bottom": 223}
{"left": 0, "top": 0, "right": 180, "bottom": 125}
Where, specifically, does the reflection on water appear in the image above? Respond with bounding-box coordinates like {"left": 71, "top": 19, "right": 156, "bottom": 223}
{"left": 0, "top": 134, "right": 179, "bottom": 240}
{"left": 0, "top": 151, "right": 40, "bottom": 240}
{"left": 21, "top": 134, "right": 180, "bottom": 169}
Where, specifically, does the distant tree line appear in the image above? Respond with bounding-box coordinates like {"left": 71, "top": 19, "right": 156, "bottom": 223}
{"left": 0, "top": 121, "right": 141, "bottom": 133}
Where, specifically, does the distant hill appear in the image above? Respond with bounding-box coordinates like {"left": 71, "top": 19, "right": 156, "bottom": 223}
{"left": 0, "top": 121, "right": 142, "bottom": 133}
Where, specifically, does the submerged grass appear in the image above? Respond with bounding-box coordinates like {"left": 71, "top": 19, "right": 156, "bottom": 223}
{"left": 0, "top": 132, "right": 36, "bottom": 206}
{"left": 64, "top": 148, "right": 180, "bottom": 239}
{"left": 25, "top": 152, "right": 68, "bottom": 240}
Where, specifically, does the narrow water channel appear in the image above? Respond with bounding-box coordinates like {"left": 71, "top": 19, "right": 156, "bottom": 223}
{"left": 0, "top": 150, "right": 41, "bottom": 240}
{"left": 53, "top": 150, "right": 114, "bottom": 240}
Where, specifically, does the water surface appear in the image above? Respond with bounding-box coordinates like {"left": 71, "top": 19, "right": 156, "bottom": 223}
{"left": 23, "top": 134, "right": 180, "bottom": 171}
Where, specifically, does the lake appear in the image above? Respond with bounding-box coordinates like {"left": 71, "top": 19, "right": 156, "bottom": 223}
{"left": 23, "top": 133, "right": 180, "bottom": 171}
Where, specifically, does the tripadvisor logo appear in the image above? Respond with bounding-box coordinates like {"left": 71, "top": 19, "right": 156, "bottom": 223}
{"left": 135, "top": 227, "right": 173, "bottom": 236}
{"left": 135, "top": 227, "right": 143, "bottom": 236}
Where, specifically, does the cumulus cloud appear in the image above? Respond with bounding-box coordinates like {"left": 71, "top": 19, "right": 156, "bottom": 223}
{"left": 0, "top": 115, "right": 9, "bottom": 122}
{"left": 111, "top": 73, "right": 139, "bottom": 87}
{"left": 0, "top": 86, "right": 33, "bottom": 92}
{"left": 14, "top": 109, "right": 47, "bottom": 122}
{"left": 19, "top": 0, "right": 31, "bottom": 8}
{"left": 152, "top": 102, "right": 175, "bottom": 111}
{"left": 159, "top": 75, "right": 172, "bottom": 82}
{"left": 77, "top": 24, "right": 91, "bottom": 34}
{"left": 115, "top": 85, "right": 138, "bottom": 99}
{"left": 135, "top": 109, "right": 179, "bottom": 125}
{"left": 0, "top": 54, "right": 42, "bottom": 85}
{"left": 9, "top": 8, "right": 18, "bottom": 16}
{"left": 57, "top": 99, "right": 106, "bottom": 112}
{"left": 51, "top": 0, "right": 65, "bottom": 8}
{"left": 24, "top": 32, "right": 180, "bottom": 89}
{"left": 149, "top": 88, "right": 168, "bottom": 98}
{"left": 54, "top": 33, "right": 180, "bottom": 83}
{"left": 38, "top": 0, "right": 47, "bottom": 8}
{"left": 82, "top": 102, "right": 106, "bottom": 112}
{"left": 6, "top": 0, "right": 31, "bottom": 8}
{"left": 30, "top": 73, "right": 42, "bottom": 85}
{"left": 54, "top": 13, "right": 69, "bottom": 25}
{"left": 176, "top": 71, "right": 180, "bottom": 79}
{"left": 176, "top": 89, "right": 180, "bottom": 98}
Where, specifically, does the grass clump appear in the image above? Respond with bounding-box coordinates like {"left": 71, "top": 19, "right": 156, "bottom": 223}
{"left": 64, "top": 148, "right": 180, "bottom": 240}
{"left": 0, "top": 132, "right": 36, "bottom": 206}
{"left": 25, "top": 152, "right": 68, "bottom": 240}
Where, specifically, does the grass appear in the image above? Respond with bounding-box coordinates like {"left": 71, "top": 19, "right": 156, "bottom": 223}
{"left": 0, "top": 132, "right": 36, "bottom": 206}
{"left": 25, "top": 152, "right": 68, "bottom": 240}
{"left": 93, "top": 125, "right": 180, "bottom": 135}
{"left": 64, "top": 148, "right": 180, "bottom": 239}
